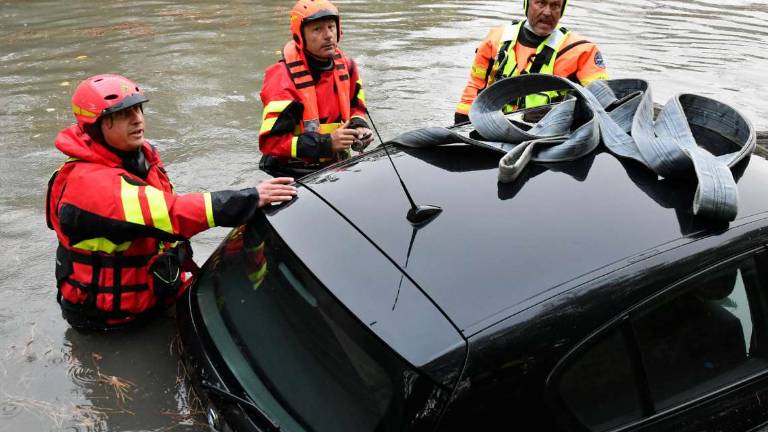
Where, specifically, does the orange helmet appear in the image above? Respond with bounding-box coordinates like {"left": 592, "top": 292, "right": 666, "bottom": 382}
{"left": 523, "top": 0, "right": 568, "bottom": 16}
{"left": 290, "top": 0, "right": 341, "bottom": 49}
{"left": 71, "top": 74, "right": 148, "bottom": 129}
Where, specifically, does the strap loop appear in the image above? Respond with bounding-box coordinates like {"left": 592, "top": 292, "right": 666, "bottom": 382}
{"left": 392, "top": 74, "right": 755, "bottom": 221}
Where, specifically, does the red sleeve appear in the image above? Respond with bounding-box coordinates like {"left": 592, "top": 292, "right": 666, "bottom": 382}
{"left": 258, "top": 63, "right": 302, "bottom": 158}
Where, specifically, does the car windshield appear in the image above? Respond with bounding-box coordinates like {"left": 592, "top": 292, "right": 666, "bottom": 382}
{"left": 193, "top": 220, "right": 432, "bottom": 431}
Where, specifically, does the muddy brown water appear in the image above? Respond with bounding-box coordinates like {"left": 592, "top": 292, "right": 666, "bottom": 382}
{"left": 1, "top": 0, "right": 767, "bottom": 430}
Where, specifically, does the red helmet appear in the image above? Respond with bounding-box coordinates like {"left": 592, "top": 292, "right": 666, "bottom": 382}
{"left": 71, "top": 74, "right": 149, "bottom": 128}
{"left": 289, "top": 0, "right": 341, "bottom": 49}
{"left": 523, "top": 0, "right": 568, "bottom": 16}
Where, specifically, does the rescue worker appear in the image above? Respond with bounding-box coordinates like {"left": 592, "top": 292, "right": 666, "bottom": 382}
{"left": 454, "top": 0, "right": 609, "bottom": 124}
{"left": 258, "top": 0, "right": 373, "bottom": 178}
{"left": 46, "top": 74, "right": 297, "bottom": 331}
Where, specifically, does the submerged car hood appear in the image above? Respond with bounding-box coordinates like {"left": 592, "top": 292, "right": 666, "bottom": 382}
{"left": 298, "top": 144, "right": 768, "bottom": 336}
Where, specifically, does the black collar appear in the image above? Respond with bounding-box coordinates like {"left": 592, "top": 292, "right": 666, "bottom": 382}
{"left": 305, "top": 51, "right": 334, "bottom": 82}
{"left": 103, "top": 143, "right": 150, "bottom": 179}
{"left": 518, "top": 22, "right": 548, "bottom": 48}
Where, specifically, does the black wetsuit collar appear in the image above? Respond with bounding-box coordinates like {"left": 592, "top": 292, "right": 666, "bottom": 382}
{"left": 304, "top": 51, "right": 334, "bottom": 82}
{"left": 103, "top": 143, "right": 150, "bottom": 179}
{"left": 519, "top": 21, "right": 548, "bottom": 48}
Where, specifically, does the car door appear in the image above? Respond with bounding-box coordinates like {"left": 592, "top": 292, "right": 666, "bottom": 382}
{"left": 551, "top": 248, "right": 768, "bottom": 432}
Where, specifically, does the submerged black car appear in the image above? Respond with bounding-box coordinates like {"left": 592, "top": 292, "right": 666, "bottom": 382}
{"left": 178, "top": 141, "right": 768, "bottom": 432}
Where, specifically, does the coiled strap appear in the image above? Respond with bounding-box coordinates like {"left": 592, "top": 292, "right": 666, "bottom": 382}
{"left": 392, "top": 74, "right": 755, "bottom": 221}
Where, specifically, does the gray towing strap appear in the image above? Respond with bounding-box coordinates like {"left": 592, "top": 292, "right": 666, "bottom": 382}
{"left": 392, "top": 74, "right": 755, "bottom": 221}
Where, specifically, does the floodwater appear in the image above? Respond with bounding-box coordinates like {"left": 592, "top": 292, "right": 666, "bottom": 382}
{"left": 1, "top": 0, "right": 767, "bottom": 430}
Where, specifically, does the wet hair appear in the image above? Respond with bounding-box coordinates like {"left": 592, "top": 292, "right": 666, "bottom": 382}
{"left": 83, "top": 120, "right": 106, "bottom": 146}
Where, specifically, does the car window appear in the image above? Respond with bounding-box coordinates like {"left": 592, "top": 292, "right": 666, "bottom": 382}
{"left": 557, "top": 253, "right": 768, "bottom": 431}
{"left": 195, "top": 223, "right": 442, "bottom": 432}
{"left": 559, "top": 328, "right": 644, "bottom": 431}
{"left": 632, "top": 258, "right": 766, "bottom": 410}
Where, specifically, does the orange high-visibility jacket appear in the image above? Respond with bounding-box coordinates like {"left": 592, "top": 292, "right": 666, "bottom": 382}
{"left": 456, "top": 21, "right": 608, "bottom": 117}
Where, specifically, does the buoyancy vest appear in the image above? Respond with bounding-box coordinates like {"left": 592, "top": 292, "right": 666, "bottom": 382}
{"left": 46, "top": 139, "right": 192, "bottom": 328}
{"left": 490, "top": 21, "right": 570, "bottom": 110}
{"left": 282, "top": 41, "right": 352, "bottom": 134}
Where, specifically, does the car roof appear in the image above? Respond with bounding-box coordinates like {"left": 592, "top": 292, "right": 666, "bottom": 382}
{"left": 300, "top": 144, "right": 768, "bottom": 337}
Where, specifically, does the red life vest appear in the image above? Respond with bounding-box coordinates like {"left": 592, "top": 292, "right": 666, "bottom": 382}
{"left": 46, "top": 126, "right": 194, "bottom": 327}
{"left": 282, "top": 41, "right": 351, "bottom": 133}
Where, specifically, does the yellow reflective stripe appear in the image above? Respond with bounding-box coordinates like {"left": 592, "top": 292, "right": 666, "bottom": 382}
{"left": 248, "top": 262, "right": 268, "bottom": 285}
{"left": 159, "top": 241, "right": 181, "bottom": 253}
{"left": 291, "top": 136, "right": 298, "bottom": 158}
{"left": 145, "top": 186, "right": 173, "bottom": 234}
{"left": 263, "top": 100, "right": 292, "bottom": 117}
{"left": 456, "top": 102, "right": 471, "bottom": 115}
{"left": 72, "top": 238, "right": 132, "bottom": 253}
{"left": 356, "top": 80, "right": 366, "bottom": 103}
{"left": 579, "top": 71, "right": 609, "bottom": 86}
{"left": 204, "top": 192, "right": 215, "bottom": 228}
{"left": 319, "top": 122, "right": 342, "bottom": 134}
{"left": 246, "top": 242, "right": 265, "bottom": 254}
{"left": 120, "top": 178, "right": 144, "bottom": 225}
{"left": 259, "top": 117, "right": 277, "bottom": 135}
{"left": 471, "top": 64, "right": 487, "bottom": 79}
{"left": 72, "top": 103, "right": 97, "bottom": 118}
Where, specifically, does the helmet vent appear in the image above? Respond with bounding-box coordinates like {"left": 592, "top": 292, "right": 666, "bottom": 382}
{"left": 104, "top": 94, "right": 119, "bottom": 100}
{"left": 94, "top": 78, "right": 103, "bottom": 82}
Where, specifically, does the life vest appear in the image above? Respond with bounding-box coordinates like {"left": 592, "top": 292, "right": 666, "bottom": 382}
{"left": 282, "top": 41, "right": 351, "bottom": 134}
{"left": 46, "top": 152, "right": 191, "bottom": 328}
{"left": 490, "top": 21, "right": 570, "bottom": 110}
{"left": 221, "top": 226, "right": 268, "bottom": 290}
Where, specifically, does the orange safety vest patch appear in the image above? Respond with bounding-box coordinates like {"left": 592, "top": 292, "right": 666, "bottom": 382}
{"left": 282, "top": 41, "right": 351, "bottom": 133}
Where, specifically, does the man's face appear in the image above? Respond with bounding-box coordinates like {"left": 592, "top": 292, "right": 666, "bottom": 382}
{"left": 527, "top": 0, "right": 563, "bottom": 36}
{"left": 101, "top": 104, "right": 145, "bottom": 151}
{"left": 303, "top": 17, "right": 338, "bottom": 59}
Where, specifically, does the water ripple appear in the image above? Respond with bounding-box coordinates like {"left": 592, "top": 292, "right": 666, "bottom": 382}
{"left": 66, "top": 362, "right": 97, "bottom": 388}
{"left": 0, "top": 400, "right": 23, "bottom": 419}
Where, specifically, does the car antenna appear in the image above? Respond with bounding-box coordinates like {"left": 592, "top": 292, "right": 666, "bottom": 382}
{"left": 365, "top": 107, "right": 442, "bottom": 226}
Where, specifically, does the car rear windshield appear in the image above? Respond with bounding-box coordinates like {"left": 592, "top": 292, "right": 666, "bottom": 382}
{"left": 193, "top": 221, "right": 437, "bottom": 431}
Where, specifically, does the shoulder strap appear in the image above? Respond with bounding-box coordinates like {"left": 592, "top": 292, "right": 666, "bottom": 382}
{"left": 45, "top": 158, "right": 81, "bottom": 230}
{"left": 45, "top": 170, "right": 60, "bottom": 230}
{"left": 282, "top": 41, "right": 321, "bottom": 132}
{"left": 333, "top": 51, "right": 351, "bottom": 121}
{"left": 528, "top": 26, "right": 569, "bottom": 74}
{"left": 494, "top": 21, "right": 524, "bottom": 82}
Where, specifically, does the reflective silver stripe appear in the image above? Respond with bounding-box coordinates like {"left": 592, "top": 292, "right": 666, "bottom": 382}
{"left": 500, "top": 22, "right": 516, "bottom": 43}
{"left": 303, "top": 119, "right": 320, "bottom": 133}
{"left": 543, "top": 26, "right": 567, "bottom": 51}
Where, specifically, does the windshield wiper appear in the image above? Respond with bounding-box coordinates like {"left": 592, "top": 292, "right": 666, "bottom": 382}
{"left": 201, "top": 380, "right": 281, "bottom": 431}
